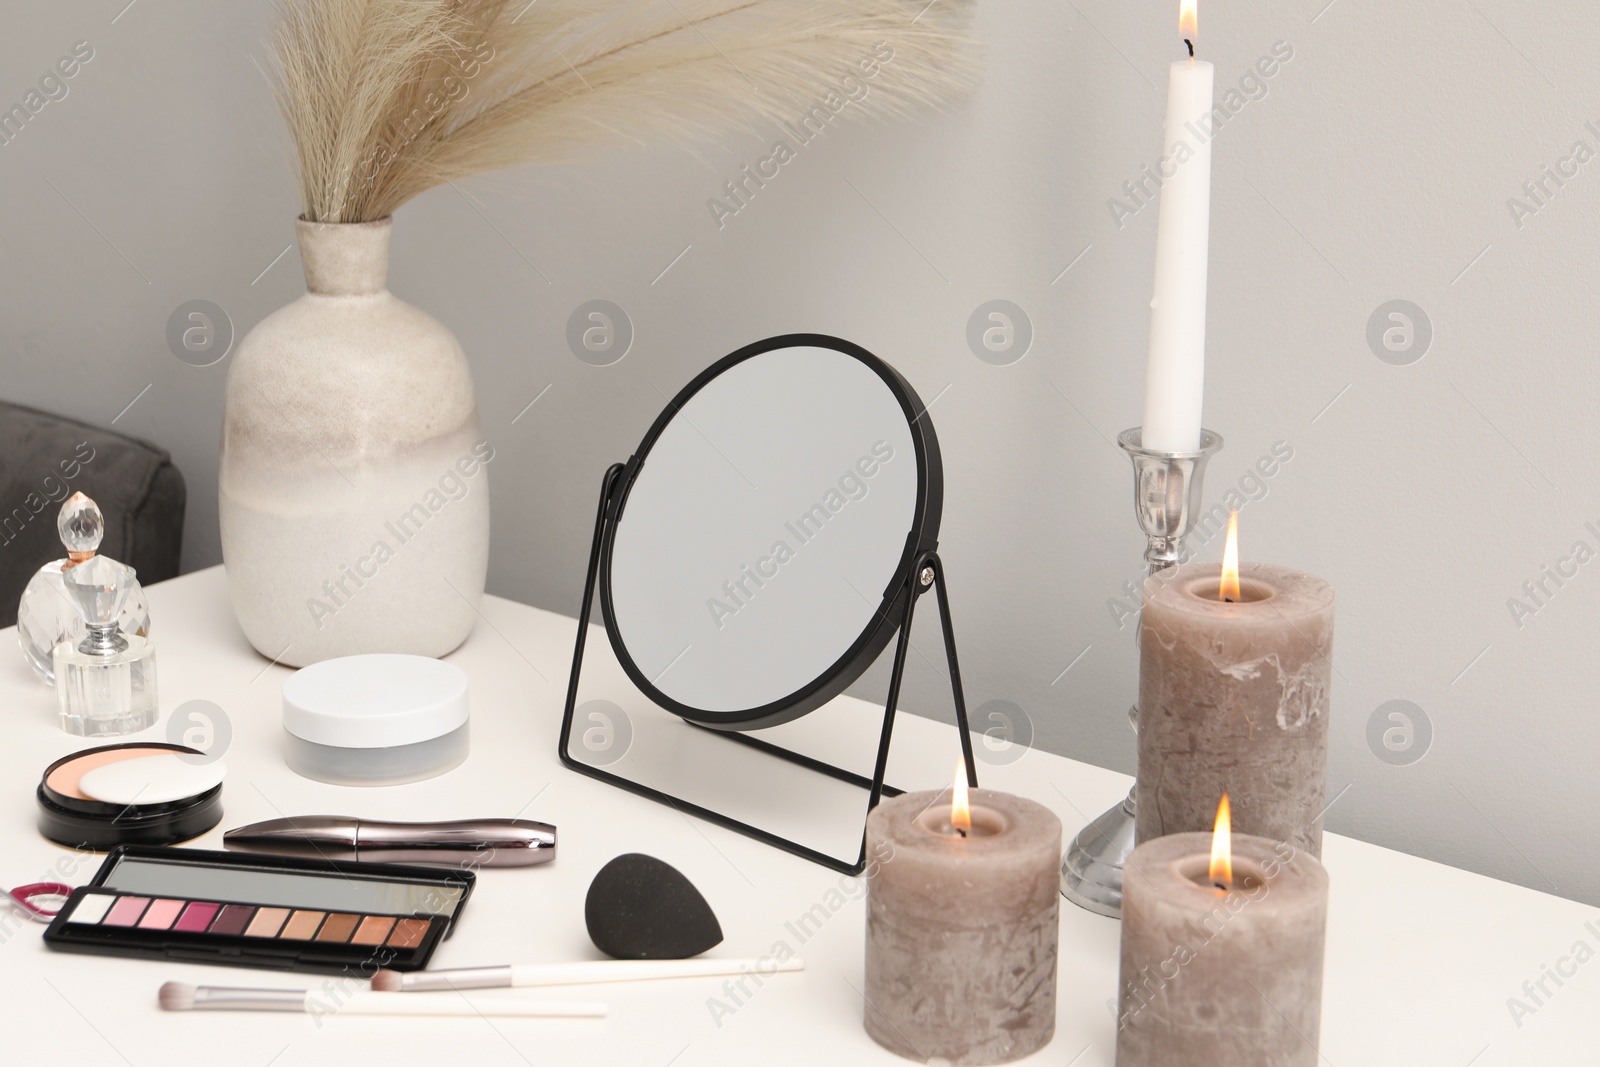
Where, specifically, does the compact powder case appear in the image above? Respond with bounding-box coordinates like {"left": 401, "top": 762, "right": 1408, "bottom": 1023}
{"left": 43, "top": 845, "right": 474, "bottom": 974}
{"left": 37, "top": 743, "right": 225, "bottom": 850}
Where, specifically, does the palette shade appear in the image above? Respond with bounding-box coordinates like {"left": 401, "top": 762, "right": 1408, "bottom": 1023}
{"left": 58, "top": 890, "right": 435, "bottom": 951}
{"left": 37, "top": 743, "right": 223, "bottom": 850}
{"left": 43, "top": 846, "right": 474, "bottom": 975}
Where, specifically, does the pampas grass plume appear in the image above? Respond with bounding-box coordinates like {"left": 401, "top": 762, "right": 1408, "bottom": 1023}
{"left": 271, "top": 0, "right": 978, "bottom": 223}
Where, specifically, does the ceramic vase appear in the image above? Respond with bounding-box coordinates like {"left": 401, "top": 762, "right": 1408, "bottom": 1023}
{"left": 220, "top": 218, "right": 489, "bottom": 666}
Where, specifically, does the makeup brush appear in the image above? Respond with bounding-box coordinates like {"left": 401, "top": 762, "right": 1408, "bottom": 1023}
{"left": 372, "top": 956, "right": 805, "bottom": 992}
{"left": 159, "top": 982, "right": 605, "bottom": 1017}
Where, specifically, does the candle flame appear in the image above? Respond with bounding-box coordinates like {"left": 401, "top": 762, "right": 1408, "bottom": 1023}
{"left": 1179, "top": 0, "right": 1198, "bottom": 43}
{"left": 951, "top": 760, "right": 971, "bottom": 836}
{"left": 1209, "top": 793, "right": 1232, "bottom": 888}
{"left": 1220, "top": 510, "right": 1241, "bottom": 602}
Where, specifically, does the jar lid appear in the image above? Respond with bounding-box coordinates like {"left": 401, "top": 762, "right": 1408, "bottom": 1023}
{"left": 282, "top": 654, "right": 469, "bottom": 749}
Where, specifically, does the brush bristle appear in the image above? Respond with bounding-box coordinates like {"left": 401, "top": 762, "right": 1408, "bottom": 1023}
{"left": 369, "top": 970, "right": 404, "bottom": 992}
{"left": 158, "top": 982, "right": 197, "bottom": 1011}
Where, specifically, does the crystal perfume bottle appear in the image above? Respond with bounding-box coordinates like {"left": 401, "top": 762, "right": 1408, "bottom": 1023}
{"left": 17, "top": 492, "right": 150, "bottom": 685}
{"left": 53, "top": 553, "right": 158, "bottom": 737}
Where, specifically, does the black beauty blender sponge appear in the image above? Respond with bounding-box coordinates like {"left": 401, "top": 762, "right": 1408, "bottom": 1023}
{"left": 585, "top": 853, "right": 723, "bottom": 959}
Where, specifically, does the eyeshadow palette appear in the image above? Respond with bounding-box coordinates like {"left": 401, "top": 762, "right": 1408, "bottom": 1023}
{"left": 44, "top": 845, "right": 473, "bottom": 974}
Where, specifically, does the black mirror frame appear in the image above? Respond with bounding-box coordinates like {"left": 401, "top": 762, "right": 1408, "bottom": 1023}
{"left": 597, "top": 333, "right": 943, "bottom": 731}
{"left": 558, "top": 335, "right": 976, "bottom": 875}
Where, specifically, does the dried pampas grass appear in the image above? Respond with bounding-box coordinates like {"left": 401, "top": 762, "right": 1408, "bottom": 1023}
{"left": 271, "top": 0, "right": 979, "bottom": 223}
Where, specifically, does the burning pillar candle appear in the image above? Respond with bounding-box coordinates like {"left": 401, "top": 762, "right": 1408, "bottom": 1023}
{"left": 1116, "top": 795, "right": 1330, "bottom": 1066}
{"left": 1136, "top": 514, "right": 1335, "bottom": 855}
{"left": 864, "top": 766, "right": 1061, "bottom": 1065}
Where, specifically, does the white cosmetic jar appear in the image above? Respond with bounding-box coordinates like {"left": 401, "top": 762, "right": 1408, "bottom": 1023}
{"left": 282, "top": 654, "right": 469, "bottom": 786}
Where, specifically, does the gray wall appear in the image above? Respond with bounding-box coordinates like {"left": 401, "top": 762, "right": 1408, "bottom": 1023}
{"left": 4, "top": 1, "right": 1597, "bottom": 903}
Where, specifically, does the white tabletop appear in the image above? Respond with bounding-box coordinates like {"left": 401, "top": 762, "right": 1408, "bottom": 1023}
{"left": 2, "top": 567, "right": 1593, "bottom": 1065}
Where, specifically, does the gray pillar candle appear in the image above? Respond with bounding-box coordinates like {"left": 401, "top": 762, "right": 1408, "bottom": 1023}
{"left": 1115, "top": 829, "right": 1329, "bottom": 1066}
{"left": 864, "top": 786, "right": 1061, "bottom": 1065}
{"left": 1136, "top": 559, "right": 1335, "bottom": 856}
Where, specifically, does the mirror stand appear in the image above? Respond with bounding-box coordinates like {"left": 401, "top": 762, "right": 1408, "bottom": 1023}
{"left": 558, "top": 464, "right": 979, "bottom": 876}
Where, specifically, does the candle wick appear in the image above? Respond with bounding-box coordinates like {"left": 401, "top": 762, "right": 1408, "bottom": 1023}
{"left": 1184, "top": 38, "right": 1194, "bottom": 59}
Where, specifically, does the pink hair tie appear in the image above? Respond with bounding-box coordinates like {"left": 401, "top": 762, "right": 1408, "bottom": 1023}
{"left": 7, "top": 882, "right": 76, "bottom": 923}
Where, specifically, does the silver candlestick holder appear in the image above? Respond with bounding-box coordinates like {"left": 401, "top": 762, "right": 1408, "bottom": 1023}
{"left": 1060, "top": 426, "right": 1222, "bottom": 918}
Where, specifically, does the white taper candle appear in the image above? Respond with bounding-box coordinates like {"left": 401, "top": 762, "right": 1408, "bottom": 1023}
{"left": 1141, "top": 5, "right": 1214, "bottom": 454}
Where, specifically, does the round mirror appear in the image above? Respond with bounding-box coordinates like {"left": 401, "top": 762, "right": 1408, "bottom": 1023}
{"left": 600, "top": 335, "right": 942, "bottom": 730}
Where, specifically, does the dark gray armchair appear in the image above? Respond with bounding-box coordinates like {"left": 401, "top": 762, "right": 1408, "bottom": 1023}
{"left": 0, "top": 401, "right": 185, "bottom": 628}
